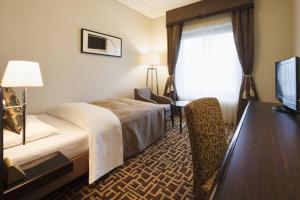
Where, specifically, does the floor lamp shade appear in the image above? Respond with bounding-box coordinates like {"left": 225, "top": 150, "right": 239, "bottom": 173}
{"left": 1, "top": 61, "right": 43, "bottom": 87}
{"left": 140, "top": 52, "right": 161, "bottom": 94}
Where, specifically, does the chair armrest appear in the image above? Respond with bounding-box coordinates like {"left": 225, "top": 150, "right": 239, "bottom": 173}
{"left": 135, "top": 95, "right": 157, "bottom": 104}
{"left": 151, "top": 93, "right": 173, "bottom": 104}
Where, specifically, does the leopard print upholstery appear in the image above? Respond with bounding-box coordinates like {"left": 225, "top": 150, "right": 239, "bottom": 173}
{"left": 201, "top": 170, "right": 218, "bottom": 194}
{"left": 184, "top": 98, "right": 227, "bottom": 199}
{"left": 3, "top": 88, "right": 23, "bottom": 134}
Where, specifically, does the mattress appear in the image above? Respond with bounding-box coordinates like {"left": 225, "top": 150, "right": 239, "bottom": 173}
{"left": 3, "top": 114, "right": 89, "bottom": 166}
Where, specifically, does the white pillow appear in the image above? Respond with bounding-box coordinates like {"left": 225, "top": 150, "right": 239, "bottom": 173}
{"left": 4, "top": 115, "right": 57, "bottom": 149}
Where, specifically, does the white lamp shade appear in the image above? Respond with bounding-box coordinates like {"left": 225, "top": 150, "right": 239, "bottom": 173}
{"left": 1, "top": 61, "right": 43, "bottom": 87}
{"left": 140, "top": 52, "right": 161, "bottom": 65}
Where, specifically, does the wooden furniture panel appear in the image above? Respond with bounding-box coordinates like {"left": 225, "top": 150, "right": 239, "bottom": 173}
{"left": 22, "top": 152, "right": 88, "bottom": 200}
{"left": 4, "top": 152, "right": 73, "bottom": 200}
{"left": 210, "top": 101, "right": 300, "bottom": 200}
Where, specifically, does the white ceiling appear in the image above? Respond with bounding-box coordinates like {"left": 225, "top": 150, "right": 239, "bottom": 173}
{"left": 117, "top": 0, "right": 200, "bottom": 19}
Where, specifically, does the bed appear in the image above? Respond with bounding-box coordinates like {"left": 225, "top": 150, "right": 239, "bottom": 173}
{"left": 2, "top": 98, "right": 164, "bottom": 199}
{"left": 4, "top": 114, "right": 89, "bottom": 166}
{"left": 91, "top": 98, "right": 164, "bottom": 159}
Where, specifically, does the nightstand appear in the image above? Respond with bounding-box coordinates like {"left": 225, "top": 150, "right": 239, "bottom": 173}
{"left": 3, "top": 152, "right": 73, "bottom": 199}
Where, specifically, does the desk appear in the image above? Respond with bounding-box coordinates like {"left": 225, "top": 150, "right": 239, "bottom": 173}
{"left": 210, "top": 101, "right": 300, "bottom": 200}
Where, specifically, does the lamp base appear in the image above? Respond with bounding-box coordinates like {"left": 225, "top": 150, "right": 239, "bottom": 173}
{"left": 22, "top": 87, "right": 27, "bottom": 145}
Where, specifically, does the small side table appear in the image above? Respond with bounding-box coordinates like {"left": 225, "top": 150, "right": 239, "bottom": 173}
{"left": 4, "top": 152, "right": 73, "bottom": 199}
{"left": 174, "top": 101, "right": 190, "bottom": 133}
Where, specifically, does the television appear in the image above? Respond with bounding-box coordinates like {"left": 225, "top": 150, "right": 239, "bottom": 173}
{"left": 275, "top": 57, "right": 300, "bottom": 112}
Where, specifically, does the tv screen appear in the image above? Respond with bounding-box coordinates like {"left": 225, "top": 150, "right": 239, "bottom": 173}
{"left": 88, "top": 34, "right": 106, "bottom": 50}
{"left": 275, "top": 57, "right": 299, "bottom": 111}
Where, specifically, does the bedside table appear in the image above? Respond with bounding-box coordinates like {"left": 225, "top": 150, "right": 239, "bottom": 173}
{"left": 3, "top": 152, "right": 73, "bottom": 199}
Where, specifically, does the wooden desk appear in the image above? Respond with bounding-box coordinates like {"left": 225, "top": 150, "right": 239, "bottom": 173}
{"left": 210, "top": 101, "right": 300, "bottom": 200}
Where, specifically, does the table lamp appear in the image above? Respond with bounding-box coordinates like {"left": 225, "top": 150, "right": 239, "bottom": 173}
{"left": 140, "top": 52, "right": 161, "bottom": 94}
{"left": 1, "top": 61, "right": 43, "bottom": 145}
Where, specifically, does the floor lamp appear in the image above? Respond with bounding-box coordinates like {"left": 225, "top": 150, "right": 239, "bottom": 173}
{"left": 141, "top": 52, "right": 161, "bottom": 94}
{"left": 1, "top": 61, "right": 43, "bottom": 145}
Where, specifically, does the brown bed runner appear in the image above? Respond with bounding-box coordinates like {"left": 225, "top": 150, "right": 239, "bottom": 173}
{"left": 91, "top": 98, "right": 164, "bottom": 159}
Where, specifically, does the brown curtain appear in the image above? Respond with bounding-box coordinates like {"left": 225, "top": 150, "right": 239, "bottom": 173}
{"left": 232, "top": 8, "right": 258, "bottom": 122}
{"left": 163, "top": 24, "right": 183, "bottom": 100}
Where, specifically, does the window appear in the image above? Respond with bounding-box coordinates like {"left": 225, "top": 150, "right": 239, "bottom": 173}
{"left": 175, "top": 14, "right": 242, "bottom": 124}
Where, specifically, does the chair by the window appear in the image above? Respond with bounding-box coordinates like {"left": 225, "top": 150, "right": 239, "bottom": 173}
{"left": 134, "top": 88, "right": 174, "bottom": 128}
{"left": 185, "top": 98, "right": 227, "bottom": 199}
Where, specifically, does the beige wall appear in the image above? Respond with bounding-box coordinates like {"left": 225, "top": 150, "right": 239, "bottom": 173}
{"left": 0, "top": 0, "right": 152, "bottom": 113}
{"left": 254, "top": 0, "right": 294, "bottom": 103}
{"left": 151, "top": 16, "right": 168, "bottom": 95}
{"left": 295, "top": 0, "right": 300, "bottom": 55}
{"left": 150, "top": 0, "right": 295, "bottom": 103}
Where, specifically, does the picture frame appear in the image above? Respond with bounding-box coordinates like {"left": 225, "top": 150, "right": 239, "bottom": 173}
{"left": 81, "top": 29, "right": 122, "bottom": 57}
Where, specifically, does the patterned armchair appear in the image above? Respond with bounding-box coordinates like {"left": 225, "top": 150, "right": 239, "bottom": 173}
{"left": 134, "top": 88, "right": 174, "bottom": 128}
{"left": 184, "top": 98, "right": 227, "bottom": 199}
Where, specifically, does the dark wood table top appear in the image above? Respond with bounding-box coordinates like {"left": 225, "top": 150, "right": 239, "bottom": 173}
{"left": 211, "top": 101, "right": 300, "bottom": 200}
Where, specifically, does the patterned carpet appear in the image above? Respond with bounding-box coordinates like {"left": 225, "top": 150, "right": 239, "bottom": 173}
{"left": 44, "top": 121, "right": 194, "bottom": 200}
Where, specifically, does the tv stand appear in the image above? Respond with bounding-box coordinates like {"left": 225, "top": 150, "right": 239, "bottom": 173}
{"left": 272, "top": 104, "right": 300, "bottom": 114}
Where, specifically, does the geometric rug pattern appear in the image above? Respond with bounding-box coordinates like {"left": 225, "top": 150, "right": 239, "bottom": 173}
{"left": 44, "top": 121, "right": 193, "bottom": 200}
{"left": 44, "top": 120, "right": 234, "bottom": 200}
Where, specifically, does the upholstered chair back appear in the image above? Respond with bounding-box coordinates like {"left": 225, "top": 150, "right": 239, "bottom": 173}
{"left": 134, "top": 88, "right": 152, "bottom": 99}
{"left": 184, "top": 98, "right": 227, "bottom": 199}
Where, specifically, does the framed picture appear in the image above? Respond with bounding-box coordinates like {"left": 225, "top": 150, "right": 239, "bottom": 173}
{"left": 81, "top": 29, "right": 122, "bottom": 57}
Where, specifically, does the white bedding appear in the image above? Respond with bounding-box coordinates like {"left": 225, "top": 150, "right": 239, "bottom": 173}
{"left": 4, "top": 115, "right": 58, "bottom": 149}
{"left": 48, "top": 102, "right": 123, "bottom": 184}
{"left": 4, "top": 103, "right": 124, "bottom": 184}
{"left": 4, "top": 114, "right": 88, "bottom": 166}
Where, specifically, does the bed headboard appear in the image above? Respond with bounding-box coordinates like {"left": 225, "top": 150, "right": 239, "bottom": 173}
{"left": 0, "top": 87, "right": 3, "bottom": 196}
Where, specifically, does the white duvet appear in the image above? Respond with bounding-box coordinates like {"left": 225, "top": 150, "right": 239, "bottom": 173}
{"left": 48, "top": 102, "right": 123, "bottom": 184}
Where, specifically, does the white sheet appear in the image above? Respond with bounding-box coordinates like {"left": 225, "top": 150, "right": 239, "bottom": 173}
{"left": 47, "top": 102, "right": 123, "bottom": 184}
{"left": 4, "top": 114, "right": 88, "bottom": 166}
{"left": 4, "top": 115, "right": 58, "bottom": 149}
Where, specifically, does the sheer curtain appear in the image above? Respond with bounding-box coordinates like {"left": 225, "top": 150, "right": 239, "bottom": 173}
{"left": 175, "top": 14, "right": 242, "bottom": 124}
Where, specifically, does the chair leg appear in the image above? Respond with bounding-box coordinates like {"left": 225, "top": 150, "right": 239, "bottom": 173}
{"left": 164, "top": 117, "right": 167, "bottom": 131}
{"left": 171, "top": 116, "right": 174, "bottom": 127}
{"left": 171, "top": 105, "right": 175, "bottom": 127}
